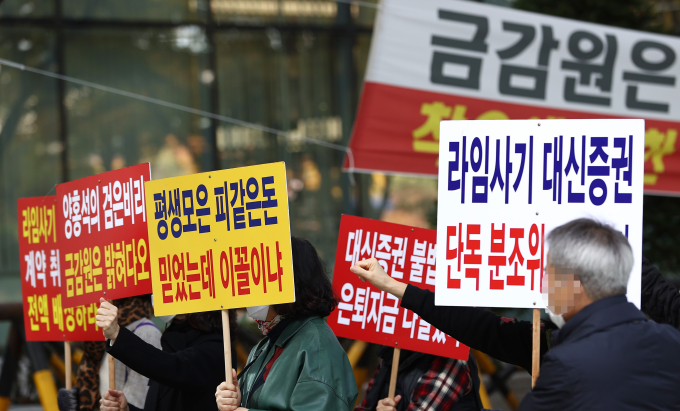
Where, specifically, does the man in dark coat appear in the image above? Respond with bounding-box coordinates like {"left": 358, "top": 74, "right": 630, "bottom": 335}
{"left": 351, "top": 218, "right": 680, "bottom": 411}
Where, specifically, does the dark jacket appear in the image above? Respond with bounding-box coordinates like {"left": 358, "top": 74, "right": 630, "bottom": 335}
{"left": 402, "top": 286, "right": 680, "bottom": 410}
{"left": 642, "top": 256, "right": 680, "bottom": 329}
{"left": 238, "top": 316, "right": 357, "bottom": 411}
{"left": 519, "top": 295, "right": 680, "bottom": 410}
{"left": 106, "top": 319, "right": 224, "bottom": 411}
{"left": 401, "top": 284, "right": 555, "bottom": 371}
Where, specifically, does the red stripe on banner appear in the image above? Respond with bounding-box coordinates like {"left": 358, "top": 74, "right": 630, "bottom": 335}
{"left": 346, "top": 82, "right": 680, "bottom": 196}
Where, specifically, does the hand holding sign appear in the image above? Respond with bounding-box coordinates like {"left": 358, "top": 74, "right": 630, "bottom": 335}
{"left": 100, "top": 389, "right": 129, "bottom": 411}
{"left": 96, "top": 298, "right": 120, "bottom": 341}
{"left": 377, "top": 395, "right": 401, "bottom": 411}
{"left": 351, "top": 258, "right": 407, "bottom": 300}
{"left": 215, "top": 370, "right": 240, "bottom": 411}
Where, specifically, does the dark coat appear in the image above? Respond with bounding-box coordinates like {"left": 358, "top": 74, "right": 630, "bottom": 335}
{"left": 401, "top": 284, "right": 555, "bottom": 372}
{"left": 519, "top": 295, "right": 680, "bottom": 410}
{"left": 642, "top": 256, "right": 680, "bottom": 329}
{"left": 106, "top": 320, "right": 225, "bottom": 411}
{"left": 401, "top": 285, "right": 680, "bottom": 410}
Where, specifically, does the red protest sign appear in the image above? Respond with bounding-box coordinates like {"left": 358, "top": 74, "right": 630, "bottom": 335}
{"left": 327, "top": 215, "right": 470, "bottom": 360}
{"left": 57, "top": 163, "right": 152, "bottom": 308}
{"left": 19, "top": 196, "right": 103, "bottom": 341}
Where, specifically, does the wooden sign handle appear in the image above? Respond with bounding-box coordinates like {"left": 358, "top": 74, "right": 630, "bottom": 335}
{"left": 388, "top": 347, "right": 401, "bottom": 399}
{"left": 222, "top": 310, "right": 233, "bottom": 385}
{"left": 108, "top": 354, "right": 116, "bottom": 390}
{"left": 64, "top": 341, "right": 72, "bottom": 390}
{"left": 531, "top": 308, "right": 540, "bottom": 388}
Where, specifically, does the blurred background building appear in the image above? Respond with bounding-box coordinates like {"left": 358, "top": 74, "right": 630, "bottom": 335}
{"left": 0, "top": 0, "right": 378, "bottom": 304}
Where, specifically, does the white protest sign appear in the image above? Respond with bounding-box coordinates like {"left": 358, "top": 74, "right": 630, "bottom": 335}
{"left": 435, "top": 119, "right": 644, "bottom": 308}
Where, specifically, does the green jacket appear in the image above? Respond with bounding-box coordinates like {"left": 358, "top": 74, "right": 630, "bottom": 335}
{"left": 238, "top": 316, "right": 358, "bottom": 411}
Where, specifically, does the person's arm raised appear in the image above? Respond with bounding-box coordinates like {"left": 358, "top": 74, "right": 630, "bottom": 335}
{"left": 350, "top": 258, "right": 539, "bottom": 371}
{"left": 350, "top": 258, "right": 407, "bottom": 299}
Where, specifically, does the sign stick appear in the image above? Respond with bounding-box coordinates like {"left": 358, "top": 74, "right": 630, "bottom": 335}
{"left": 221, "top": 310, "right": 233, "bottom": 385}
{"left": 64, "top": 342, "right": 72, "bottom": 390}
{"left": 388, "top": 347, "right": 401, "bottom": 399}
{"left": 531, "top": 308, "right": 540, "bottom": 388}
{"left": 108, "top": 355, "right": 116, "bottom": 390}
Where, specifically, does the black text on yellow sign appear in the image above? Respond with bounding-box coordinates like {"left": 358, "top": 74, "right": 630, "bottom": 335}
{"left": 145, "top": 162, "right": 295, "bottom": 316}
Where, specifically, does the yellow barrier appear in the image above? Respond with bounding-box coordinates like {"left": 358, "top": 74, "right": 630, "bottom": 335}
{"left": 0, "top": 397, "right": 10, "bottom": 411}
{"left": 73, "top": 348, "right": 84, "bottom": 365}
{"left": 346, "top": 340, "right": 368, "bottom": 369}
{"left": 476, "top": 365, "right": 493, "bottom": 409}
{"left": 49, "top": 352, "right": 77, "bottom": 388}
{"left": 472, "top": 349, "right": 519, "bottom": 410}
{"left": 346, "top": 340, "right": 369, "bottom": 407}
{"left": 33, "top": 369, "right": 58, "bottom": 411}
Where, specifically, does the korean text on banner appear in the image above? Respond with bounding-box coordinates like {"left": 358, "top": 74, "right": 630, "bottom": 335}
{"left": 347, "top": 0, "right": 680, "bottom": 195}
{"left": 327, "top": 215, "right": 470, "bottom": 361}
{"left": 435, "top": 119, "right": 644, "bottom": 309}
{"left": 57, "top": 163, "right": 153, "bottom": 309}
{"left": 19, "top": 196, "right": 103, "bottom": 341}
{"left": 145, "top": 162, "right": 294, "bottom": 316}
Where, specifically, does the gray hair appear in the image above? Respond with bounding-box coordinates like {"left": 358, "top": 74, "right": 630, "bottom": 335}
{"left": 547, "top": 218, "right": 633, "bottom": 301}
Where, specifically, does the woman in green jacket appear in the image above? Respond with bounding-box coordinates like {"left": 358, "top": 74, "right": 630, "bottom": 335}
{"left": 215, "top": 237, "right": 358, "bottom": 411}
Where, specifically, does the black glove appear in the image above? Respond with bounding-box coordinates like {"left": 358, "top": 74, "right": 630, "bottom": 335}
{"left": 57, "top": 387, "right": 78, "bottom": 411}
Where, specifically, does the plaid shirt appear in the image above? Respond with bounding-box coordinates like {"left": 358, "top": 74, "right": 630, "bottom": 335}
{"left": 355, "top": 357, "right": 471, "bottom": 411}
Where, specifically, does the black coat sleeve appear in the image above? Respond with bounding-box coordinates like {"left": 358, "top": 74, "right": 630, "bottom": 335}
{"left": 106, "top": 326, "right": 225, "bottom": 390}
{"left": 641, "top": 256, "right": 680, "bottom": 329}
{"left": 401, "top": 284, "right": 551, "bottom": 372}
{"left": 516, "top": 353, "right": 572, "bottom": 411}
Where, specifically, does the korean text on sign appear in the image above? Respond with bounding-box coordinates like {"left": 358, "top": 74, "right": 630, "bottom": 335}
{"left": 145, "top": 162, "right": 294, "bottom": 316}
{"left": 19, "top": 196, "right": 103, "bottom": 342}
{"left": 327, "top": 215, "right": 470, "bottom": 361}
{"left": 347, "top": 0, "right": 680, "bottom": 196}
{"left": 57, "top": 163, "right": 152, "bottom": 308}
{"left": 436, "top": 119, "right": 644, "bottom": 309}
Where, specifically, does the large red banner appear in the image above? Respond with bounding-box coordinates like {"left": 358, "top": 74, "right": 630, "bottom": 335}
{"left": 327, "top": 215, "right": 470, "bottom": 360}
{"left": 57, "top": 163, "right": 152, "bottom": 308}
{"left": 19, "top": 196, "right": 103, "bottom": 341}
{"left": 346, "top": 0, "right": 680, "bottom": 196}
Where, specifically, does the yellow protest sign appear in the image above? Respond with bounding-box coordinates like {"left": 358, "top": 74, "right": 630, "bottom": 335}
{"left": 145, "top": 162, "right": 295, "bottom": 316}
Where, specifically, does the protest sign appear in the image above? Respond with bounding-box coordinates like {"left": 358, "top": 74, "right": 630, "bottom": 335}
{"left": 145, "top": 162, "right": 294, "bottom": 383}
{"left": 57, "top": 163, "right": 153, "bottom": 308}
{"left": 435, "top": 119, "right": 644, "bottom": 309}
{"left": 347, "top": 0, "right": 680, "bottom": 196}
{"left": 327, "top": 215, "right": 470, "bottom": 361}
{"left": 145, "top": 162, "right": 295, "bottom": 316}
{"left": 19, "top": 196, "right": 103, "bottom": 342}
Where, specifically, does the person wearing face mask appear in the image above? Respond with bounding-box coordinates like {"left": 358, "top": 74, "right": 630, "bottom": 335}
{"left": 95, "top": 297, "right": 238, "bottom": 411}
{"left": 215, "top": 237, "right": 358, "bottom": 411}
{"left": 350, "top": 218, "right": 680, "bottom": 410}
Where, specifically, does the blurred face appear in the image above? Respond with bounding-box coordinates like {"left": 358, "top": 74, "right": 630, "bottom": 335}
{"left": 542, "top": 254, "right": 583, "bottom": 315}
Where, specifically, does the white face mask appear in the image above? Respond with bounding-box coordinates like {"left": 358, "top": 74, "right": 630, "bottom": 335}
{"left": 152, "top": 295, "right": 176, "bottom": 324}
{"left": 246, "top": 305, "right": 270, "bottom": 321}
{"left": 545, "top": 308, "right": 566, "bottom": 329}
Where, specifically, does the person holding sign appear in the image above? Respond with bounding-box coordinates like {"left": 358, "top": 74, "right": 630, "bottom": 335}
{"left": 96, "top": 299, "right": 237, "bottom": 411}
{"left": 215, "top": 237, "right": 358, "bottom": 411}
{"left": 57, "top": 296, "right": 161, "bottom": 411}
{"left": 354, "top": 347, "right": 480, "bottom": 411}
{"left": 351, "top": 218, "right": 680, "bottom": 410}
